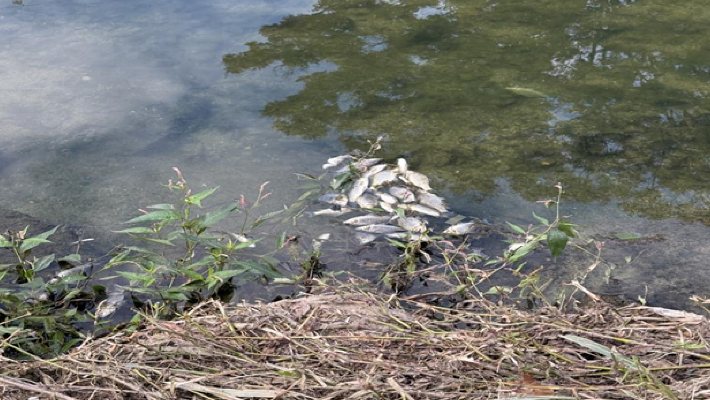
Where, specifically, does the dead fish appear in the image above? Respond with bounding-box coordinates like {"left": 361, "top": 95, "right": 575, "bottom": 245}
{"left": 389, "top": 186, "right": 416, "bottom": 203}
{"left": 380, "top": 201, "right": 395, "bottom": 213}
{"left": 371, "top": 170, "right": 398, "bottom": 187}
{"left": 397, "top": 217, "right": 427, "bottom": 233}
{"left": 443, "top": 222, "right": 477, "bottom": 235}
{"left": 377, "top": 192, "right": 399, "bottom": 204}
{"left": 386, "top": 232, "right": 429, "bottom": 242}
{"left": 418, "top": 192, "right": 448, "bottom": 213}
{"left": 356, "top": 224, "right": 404, "bottom": 234}
{"left": 361, "top": 163, "right": 388, "bottom": 179}
{"left": 356, "top": 193, "right": 379, "bottom": 209}
{"left": 404, "top": 203, "right": 440, "bottom": 217}
{"left": 354, "top": 232, "right": 379, "bottom": 245}
{"left": 306, "top": 207, "right": 354, "bottom": 217}
{"left": 505, "top": 86, "right": 547, "bottom": 98}
{"left": 348, "top": 176, "right": 370, "bottom": 203}
{"left": 95, "top": 287, "right": 126, "bottom": 319}
{"left": 356, "top": 158, "right": 383, "bottom": 168}
{"left": 397, "top": 158, "right": 408, "bottom": 174}
{"left": 318, "top": 193, "right": 348, "bottom": 206}
{"left": 322, "top": 155, "right": 352, "bottom": 170}
{"left": 55, "top": 262, "right": 94, "bottom": 279}
{"left": 402, "top": 171, "right": 432, "bottom": 191}
{"left": 343, "top": 214, "right": 392, "bottom": 226}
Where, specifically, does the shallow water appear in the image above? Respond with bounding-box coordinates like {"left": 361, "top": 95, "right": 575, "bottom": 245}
{"left": 1, "top": 0, "right": 710, "bottom": 309}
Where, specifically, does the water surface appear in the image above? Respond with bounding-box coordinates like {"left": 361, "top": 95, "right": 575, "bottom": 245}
{"left": 2, "top": 0, "right": 710, "bottom": 309}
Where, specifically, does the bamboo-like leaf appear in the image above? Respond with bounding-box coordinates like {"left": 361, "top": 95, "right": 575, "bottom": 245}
{"left": 33, "top": 254, "right": 55, "bottom": 273}
{"left": 0, "top": 236, "right": 12, "bottom": 247}
{"left": 561, "top": 334, "right": 638, "bottom": 370}
{"left": 532, "top": 212, "right": 550, "bottom": 226}
{"left": 506, "top": 222, "right": 527, "bottom": 235}
{"left": 125, "top": 210, "right": 181, "bottom": 224}
{"left": 18, "top": 238, "right": 52, "bottom": 254}
{"left": 146, "top": 203, "right": 175, "bottom": 210}
{"left": 114, "top": 227, "right": 155, "bottom": 234}
{"left": 200, "top": 203, "right": 239, "bottom": 228}
{"left": 187, "top": 187, "right": 219, "bottom": 207}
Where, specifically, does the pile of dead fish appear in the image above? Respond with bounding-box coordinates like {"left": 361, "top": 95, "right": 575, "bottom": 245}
{"left": 308, "top": 154, "right": 478, "bottom": 245}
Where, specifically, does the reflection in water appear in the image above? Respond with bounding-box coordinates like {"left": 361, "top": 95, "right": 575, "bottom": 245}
{"left": 223, "top": 0, "right": 710, "bottom": 224}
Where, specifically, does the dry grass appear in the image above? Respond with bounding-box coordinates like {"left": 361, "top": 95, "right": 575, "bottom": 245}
{"left": 2, "top": 281, "right": 710, "bottom": 400}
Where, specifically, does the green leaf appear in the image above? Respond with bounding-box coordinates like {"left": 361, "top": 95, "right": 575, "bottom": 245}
{"left": 33, "top": 254, "right": 55, "bottom": 272}
{"left": 0, "top": 235, "right": 12, "bottom": 247}
{"left": 124, "top": 210, "right": 181, "bottom": 224}
{"left": 113, "top": 227, "right": 155, "bottom": 234}
{"left": 532, "top": 212, "right": 550, "bottom": 226}
{"left": 211, "top": 269, "right": 248, "bottom": 281}
{"left": 33, "top": 226, "right": 59, "bottom": 241}
{"left": 557, "top": 220, "right": 578, "bottom": 238}
{"left": 200, "top": 203, "right": 239, "bottom": 228}
{"left": 547, "top": 228, "right": 568, "bottom": 259}
{"left": 129, "top": 235, "right": 176, "bottom": 247}
{"left": 146, "top": 203, "right": 175, "bottom": 210}
{"left": 506, "top": 222, "right": 527, "bottom": 235}
{"left": 615, "top": 232, "right": 642, "bottom": 241}
{"left": 18, "top": 238, "right": 52, "bottom": 254}
{"left": 507, "top": 240, "right": 540, "bottom": 263}
{"left": 234, "top": 260, "right": 282, "bottom": 279}
{"left": 561, "top": 335, "right": 638, "bottom": 370}
{"left": 58, "top": 254, "right": 82, "bottom": 263}
{"left": 329, "top": 172, "right": 352, "bottom": 190}
{"left": 187, "top": 187, "right": 218, "bottom": 207}
{"left": 116, "top": 271, "right": 155, "bottom": 285}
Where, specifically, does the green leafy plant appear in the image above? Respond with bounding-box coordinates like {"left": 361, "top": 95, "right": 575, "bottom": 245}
{"left": 0, "top": 227, "right": 94, "bottom": 358}
{"left": 105, "top": 168, "right": 283, "bottom": 316}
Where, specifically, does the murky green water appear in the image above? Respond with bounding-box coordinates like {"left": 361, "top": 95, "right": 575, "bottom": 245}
{"left": 1, "top": 0, "right": 710, "bottom": 309}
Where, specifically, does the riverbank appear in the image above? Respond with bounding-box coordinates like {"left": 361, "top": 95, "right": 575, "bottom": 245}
{"left": 2, "top": 279, "right": 709, "bottom": 400}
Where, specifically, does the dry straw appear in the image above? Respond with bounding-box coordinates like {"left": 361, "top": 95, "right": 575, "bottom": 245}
{"left": 2, "top": 281, "right": 709, "bottom": 399}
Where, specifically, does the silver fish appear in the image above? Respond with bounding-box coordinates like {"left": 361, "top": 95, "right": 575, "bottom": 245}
{"left": 322, "top": 155, "right": 352, "bottom": 170}
{"left": 354, "top": 232, "right": 379, "bottom": 245}
{"left": 397, "top": 217, "right": 427, "bottom": 233}
{"left": 380, "top": 201, "right": 395, "bottom": 213}
{"left": 307, "top": 207, "right": 354, "bottom": 217}
{"left": 402, "top": 171, "right": 432, "bottom": 191}
{"left": 318, "top": 193, "right": 348, "bottom": 206}
{"left": 356, "top": 158, "right": 383, "bottom": 168}
{"left": 348, "top": 176, "right": 370, "bottom": 203}
{"left": 377, "top": 192, "right": 399, "bottom": 204}
{"left": 404, "top": 203, "right": 440, "bottom": 217}
{"left": 386, "top": 232, "right": 429, "bottom": 242}
{"left": 356, "top": 193, "right": 379, "bottom": 209}
{"left": 418, "top": 192, "right": 448, "bottom": 213}
{"left": 356, "top": 224, "right": 404, "bottom": 234}
{"left": 389, "top": 186, "right": 416, "bottom": 203}
{"left": 343, "top": 214, "right": 392, "bottom": 226}
{"left": 334, "top": 163, "right": 367, "bottom": 174}
{"left": 95, "top": 287, "right": 126, "bottom": 319}
{"left": 56, "top": 262, "right": 94, "bottom": 279}
{"left": 397, "top": 158, "right": 408, "bottom": 174}
{"left": 361, "top": 163, "right": 388, "bottom": 179}
{"left": 443, "top": 222, "right": 477, "bottom": 235}
{"left": 371, "top": 170, "right": 398, "bottom": 187}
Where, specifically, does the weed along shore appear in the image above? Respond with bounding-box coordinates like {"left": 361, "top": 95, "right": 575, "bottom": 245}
{"left": 2, "top": 146, "right": 710, "bottom": 399}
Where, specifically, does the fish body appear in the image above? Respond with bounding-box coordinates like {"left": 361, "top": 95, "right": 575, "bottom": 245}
{"left": 443, "top": 222, "right": 476, "bottom": 235}
{"left": 348, "top": 176, "right": 370, "bottom": 202}
{"left": 371, "top": 170, "right": 398, "bottom": 187}
{"left": 402, "top": 171, "right": 432, "bottom": 191}
{"left": 377, "top": 192, "right": 399, "bottom": 204}
{"left": 357, "top": 158, "right": 383, "bottom": 168}
{"left": 404, "top": 203, "right": 440, "bottom": 217}
{"left": 95, "top": 287, "right": 126, "bottom": 319}
{"left": 343, "top": 214, "right": 392, "bottom": 225}
{"left": 380, "top": 201, "right": 395, "bottom": 213}
{"left": 318, "top": 193, "right": 348, "bottom": 206}
{"left": 386, "top": 232, "right": 428, "bottom": 242}
{"left": 307, "top": 207, "right": 354, "bottom": 217}
{"left": 418, "top": 192, "right": 448, "bottom": 213}
{"left": 389, "top": 186, "right": 416, "bottom": 203}
{"left": 356, "top": 224, "right": 404, "bottom": 234}
{"left": 397, "top": 217, "right": 427, "bottom": 233}
{"left": 354, "top": 232, "right": 379, "bottom": 245}
{"left": 361, "top": 164, "right": 388, "bottom": 179}
{"left": 397, "top": 158, "right": 408, "bottom": 174}
{"left": 356, "top": 193, "right": 379, "bottom": 209}
{"left": 323, "top": 155, "right": 352, "bottom": 170}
